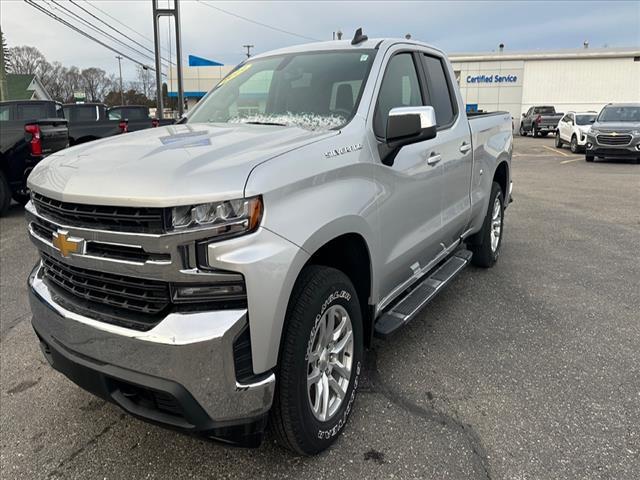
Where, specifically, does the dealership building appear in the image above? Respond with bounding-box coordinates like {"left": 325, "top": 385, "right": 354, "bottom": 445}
{"left": 449, "top": 46, "right": 640, "bottom": 128}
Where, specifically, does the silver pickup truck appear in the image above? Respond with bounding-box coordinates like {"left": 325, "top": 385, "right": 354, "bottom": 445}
{"left": 25, "top": 35, "right": 512, "bottom": 455}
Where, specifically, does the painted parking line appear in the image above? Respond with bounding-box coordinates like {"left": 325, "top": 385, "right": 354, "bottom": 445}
{"left": 560, "top": 158, "right": 584, "bottom": 165}
{"left": 542, "top": 145, "right": 571, "bottom": 157}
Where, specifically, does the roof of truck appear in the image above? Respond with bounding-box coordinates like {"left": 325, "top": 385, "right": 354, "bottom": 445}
{"left": 250, "top": 38, "right": 446, "bottom": 60}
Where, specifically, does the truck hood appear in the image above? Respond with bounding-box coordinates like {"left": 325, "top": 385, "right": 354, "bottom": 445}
{"left": 28, "top": 123, "right": 336, "bottom": 207}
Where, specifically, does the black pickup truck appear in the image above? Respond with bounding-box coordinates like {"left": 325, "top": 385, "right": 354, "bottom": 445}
{"left": 0, "top": 100, "right": 68, "bottom": 214}
{"left": 63, "top": 103, "right": 174, "bottom": 145}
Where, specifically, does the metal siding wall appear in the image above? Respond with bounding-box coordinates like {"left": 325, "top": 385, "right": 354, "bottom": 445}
{"left": 521, "top": 57, "right": 640, "bottom": 114}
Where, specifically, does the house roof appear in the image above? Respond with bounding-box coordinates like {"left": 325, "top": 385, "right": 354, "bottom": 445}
{"left": 6, "top": 74, "right": 36, "bottom": 100}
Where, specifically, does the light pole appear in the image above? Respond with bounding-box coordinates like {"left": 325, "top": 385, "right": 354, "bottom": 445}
{"left": 243, "top": 44, "right": 254, "bottom": 58}
{"left": 115, "top": 55, "right": 124, "bottom": 105}
{"left": 142, "top": 65, "right": 149, "bottom": 99}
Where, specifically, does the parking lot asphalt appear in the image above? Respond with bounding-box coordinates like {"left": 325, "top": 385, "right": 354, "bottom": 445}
{"left": 1, "top": 136, "right": 639, "bottom": 479}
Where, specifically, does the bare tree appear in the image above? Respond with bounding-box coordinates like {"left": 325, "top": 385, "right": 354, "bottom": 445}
{"left": 8, "top": 45, "right": 49, "bottom": 76}
{"left": 60, "top": 66, "right": 81, "bottom": 103}
{"left": 80, "top": 68, "right": 114, "bottom": 102}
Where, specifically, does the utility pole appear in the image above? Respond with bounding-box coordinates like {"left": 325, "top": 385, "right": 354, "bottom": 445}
{"left": 152, "top": 0, "right": 184, "bottom": 118}
{"left": 115, "top": 55, "right": 124, "bottom": 105}
{"left": 243, "top": 44, "right": 254, "bottom": 58}
{"left": 0, "top": 28, "right": 7, "bottom": 102}
{"left": 142, "top": 65, "right": 149, "bottom": 99}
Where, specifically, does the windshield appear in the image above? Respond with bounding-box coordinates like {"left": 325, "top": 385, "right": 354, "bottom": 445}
{"left": 187, "top": 50, "right": 377, "bottom": 130}
{"left": 598, "top": 106, "right": 640, "bottom": 123}
{"left": 576, "top": 114, "right": 596, "bottom": 125}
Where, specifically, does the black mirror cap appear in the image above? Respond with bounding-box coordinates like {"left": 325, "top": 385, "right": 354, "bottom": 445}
{"left": 386, "top": 113, "right": 421, "bottom": 142}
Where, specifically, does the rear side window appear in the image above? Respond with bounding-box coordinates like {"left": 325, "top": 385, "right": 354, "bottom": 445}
{"left": 120, "top": 108, "right": 149, "bottom": 120}
{"left": 16, "top": 104, "right": 49, "bottom": 121}
{"left": 374, "top": 53, "right": 423, "bottom": 137}
{"left": 422, "top": 55, "right": 455, "bottom": 127}
{"left": 108, "top": 109, "right": 122, "bottom": 120}
{"left": 0, "top": 105, "right": 11, "bottom": 121}
{"left": 70, "top": 105, "right": 100, "bottom": 122}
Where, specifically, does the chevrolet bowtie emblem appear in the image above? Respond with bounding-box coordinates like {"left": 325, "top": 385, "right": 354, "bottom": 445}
{"left": 611, "top": 132, "right": 618, "bottom": 136}
{"left": 52, "top": 230, "right": 85, "bottom": 258}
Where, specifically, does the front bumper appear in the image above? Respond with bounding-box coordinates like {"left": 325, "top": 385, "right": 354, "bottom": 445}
{"left": 29, "top": 263, "right": 275, "bottom": 445}
{"left": 586, "top": 135, "right": 640, "bottom": 158}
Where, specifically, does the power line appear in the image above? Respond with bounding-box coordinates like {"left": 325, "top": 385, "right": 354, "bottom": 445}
{"left": 69, "top": 0, "right": 175, "bottom": 66}
{"left": 23, "top": 0, "right": 162, "bottom": 74}
{"left": 47, "top": 0, "right": 161, "bottom": 67}
{"left": 195, "top": 0, "right": 321, "bottom": 42}
{"left": 84, "top": 0, "right": 156, "bottom": 47}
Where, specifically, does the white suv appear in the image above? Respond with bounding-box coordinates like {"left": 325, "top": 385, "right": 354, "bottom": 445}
{"left": 556, "top": 111, "right": 597, "bottom": 153}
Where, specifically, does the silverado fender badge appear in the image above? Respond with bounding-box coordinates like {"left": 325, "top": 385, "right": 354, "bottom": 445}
{"left": 52, "top": 230, "right": 86, "bottom": 258}
{"left": 324, "top": 143, "right": 363, "bottom": 158}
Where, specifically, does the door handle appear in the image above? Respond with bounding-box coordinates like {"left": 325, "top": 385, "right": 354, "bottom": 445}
{"left": 460, "top": 142, "right": 472, "bottom": 154}
{"left": 426, "top": 153, "right": 442, "bottom": 166}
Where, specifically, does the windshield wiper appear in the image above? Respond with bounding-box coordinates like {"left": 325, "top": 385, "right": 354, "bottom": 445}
{"left": 244, "top": 121, "right": 287, "bottom": 126}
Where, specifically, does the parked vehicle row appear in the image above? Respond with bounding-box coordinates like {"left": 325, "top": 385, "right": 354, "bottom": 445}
{"left": 24, "top": 36, "right": 513, "bottom": 454}
{"left": 0, "top": 99, "right": 175, "bottom": 215}
{"left": 0, "top": 100, "right": 69, "bottom": 214}
{"left": 519, "top": 102, "right": 639, "bottom": 164}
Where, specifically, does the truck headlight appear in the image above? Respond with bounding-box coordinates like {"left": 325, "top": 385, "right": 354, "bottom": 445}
{"left": 171, "top": 196, "right": 263, "bottom": 237}
{"left": 630, "top": 130, "right": 640, "bottom": 136}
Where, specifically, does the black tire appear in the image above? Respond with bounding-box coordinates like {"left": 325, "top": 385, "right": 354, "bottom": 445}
{"left": 519, "top": 124, "right": 527, "bottom": 137}
{"left": 271, "top": 265, "right": 363, "bottom": 455}
{"left": 11, "top": 191, "right": 30, "bottom": 206}
{"left": 570, "top": 135, "right": 579, "bottom": 154}
{"left": 585, "top": 154, "right": 594, "bottom": 162}
{"left": 469, "top": 182, "right": 504, "bottom": 268}
{"left": 0, "top": 171, "right": 11, "bottom": 216}
{"left": 555, "top": 133, "right": 563, "bottom": 148}
{"left": 539, "top": 131, "right": 549, "bottom": 137}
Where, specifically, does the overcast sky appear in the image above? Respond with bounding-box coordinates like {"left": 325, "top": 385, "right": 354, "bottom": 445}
{"left": 2, "top": 0, "right": 639, "bottom": 82}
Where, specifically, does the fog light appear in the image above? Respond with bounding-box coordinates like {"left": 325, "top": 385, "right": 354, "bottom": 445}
{"left": 172, "top": 283, "right": 245, "bottom": 303}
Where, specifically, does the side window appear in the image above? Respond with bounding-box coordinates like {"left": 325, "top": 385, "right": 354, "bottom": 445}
{"left": 108, "top": 109, "right": 122, "bottom": 120}
{"left": 526, "top": 107, "right": 533, "bottom": 117}
{"left": 561, "top": 114, "right": 570, "bottom": 123}
{"left": 374, "top": 53, "right": 423, "bottom": 137}
{"left": 568, "top": 114, "right": 574, "bottom": 125}
{"left": 422, "top": 54, "right": 455, "bottom": 127}
{"left": 0, "top": 105, "right": 11, "bottom": 121}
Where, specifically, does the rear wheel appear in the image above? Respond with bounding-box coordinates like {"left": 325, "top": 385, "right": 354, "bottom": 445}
{"left": 470, "top": 182, "right": 504, "bottom": 268}
{"left": 0, "top": 172, "right": 11, "bottom": 216}
{"left": 271, "top": 266, "right": 363, "bottom": 455}
{"left": 555, "top": 133, "right": 563, "bottom": 148}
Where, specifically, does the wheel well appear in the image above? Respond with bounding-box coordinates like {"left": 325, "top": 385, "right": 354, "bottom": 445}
{"left": 494, "top": 161, "right": 509, "bottom": 197}
{"left": 306, "top": 233, "right": 373, "bottom": 345}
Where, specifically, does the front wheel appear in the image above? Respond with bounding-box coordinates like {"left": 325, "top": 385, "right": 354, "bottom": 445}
{"left": 271, "top": 266, "right": 363, "bottom": 455}
{"left": 469, "top": 182, "right": 504, "bottom": 268}
{"left": 519, "top": 124, "right": 527, "bottom": 137}
{"left": 570, "top": 135, "right": 579, "bottom": 153}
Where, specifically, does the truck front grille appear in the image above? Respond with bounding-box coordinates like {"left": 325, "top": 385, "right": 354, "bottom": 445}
{"left": 41, "top": 253, "right": 171, "bottom": 331}
{"left": 32, "top": 193, "right": 166, "bottom": 233}
{"left": 597, "top": 134, "right": 632, "bottom": 146}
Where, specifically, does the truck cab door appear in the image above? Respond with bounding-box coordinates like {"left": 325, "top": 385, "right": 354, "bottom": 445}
{"left": 369, "top": 50, "right": 444, "bottom": 303}
{"left": 419, "top": 53, "right": 473, "bottom": 246}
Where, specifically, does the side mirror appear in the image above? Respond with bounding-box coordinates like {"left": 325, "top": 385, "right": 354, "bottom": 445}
{"left": 386, "top": 106, "right": 437, "bottom": 144}
{"left": 522, "top": 113, "right": 526, "bottom": 117}
{"left": 379, "top": 106, "right": 437, "bottom": 166}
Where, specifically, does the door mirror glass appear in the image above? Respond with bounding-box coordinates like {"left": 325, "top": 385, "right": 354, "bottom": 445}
{"left": 386, "top": 106, "right": 437, "bottom": 144}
